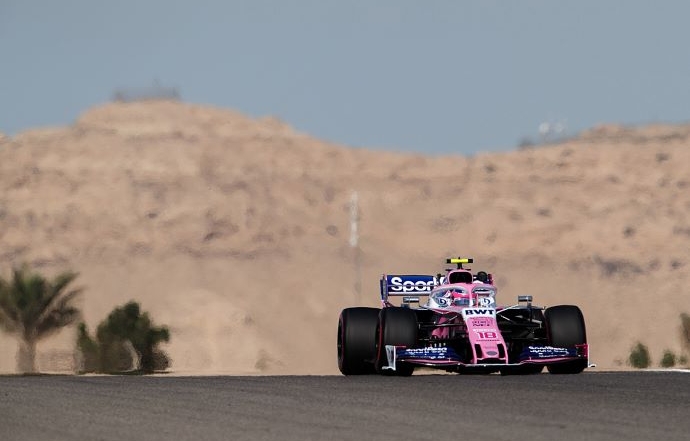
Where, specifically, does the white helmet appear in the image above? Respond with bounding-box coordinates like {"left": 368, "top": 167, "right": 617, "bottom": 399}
{"left": 427, "top": 287, "right": 469, "bottom": 308}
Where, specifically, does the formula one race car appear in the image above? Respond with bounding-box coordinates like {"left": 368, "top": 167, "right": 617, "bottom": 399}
{"left": 337, "top": 257, "right": 590, "bottom": 376}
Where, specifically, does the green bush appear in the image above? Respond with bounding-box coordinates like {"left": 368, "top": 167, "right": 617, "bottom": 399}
{"left": 76, "top": 301, "right": 170, "bottom": 374}
{"left": 660, "top": 350, "right": 676, "bottom": 368}
{"left": 628, "top": 342, "right": 651, "bottom": 368}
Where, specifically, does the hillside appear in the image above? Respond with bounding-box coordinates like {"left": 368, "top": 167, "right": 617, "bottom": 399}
{"left": 1, "top": 101, "right": 689, "bottom": 374}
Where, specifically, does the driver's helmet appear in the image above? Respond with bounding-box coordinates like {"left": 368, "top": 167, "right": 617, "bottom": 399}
{"left": 474, "top": 271, "right": 489, "bottom": 283}
{"left": 428, "top": 287, "right": 470, "bottom": 308}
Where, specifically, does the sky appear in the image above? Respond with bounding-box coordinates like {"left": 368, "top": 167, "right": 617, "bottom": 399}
{"left": 1, "top": 1, "right": 690, "bottom": 155}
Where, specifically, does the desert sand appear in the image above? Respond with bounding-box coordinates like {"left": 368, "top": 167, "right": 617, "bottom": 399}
{"left": 1, "top": 100, "right": 689, "bottom": 374}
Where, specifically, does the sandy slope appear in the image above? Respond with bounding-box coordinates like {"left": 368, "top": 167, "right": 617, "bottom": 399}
{"left": 1, "top": 101, "right": 689, "bottom": 374}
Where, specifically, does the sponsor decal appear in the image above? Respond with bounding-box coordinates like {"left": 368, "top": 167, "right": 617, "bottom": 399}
{"left": 405, "top": 347, "right": 448, "bottom": 355}
{"left": 477, "top": 296, "right": 495, "bottom": 308}
{"left": 529, "top": 345, "right": 570, "bottom": 354}
{"left": 462, "top": 308, "right": 496, "bottom": 317}
{"left": 471, "top": 318, "right": 493, "bottom": 327}
{"left": 435, "top": 297, "right": 451, "bottom": 307}
{"left": 401, "top": 347, "right": 456, "bottom": 360}
{"left": 520, "top": 345, "right": 577, "bottom": 360}
{"left": 388, "top": 275, "right": 436, "bottom": 293}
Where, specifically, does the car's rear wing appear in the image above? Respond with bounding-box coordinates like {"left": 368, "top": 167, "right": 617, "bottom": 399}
{"left": 380, "top": 274, "right": 438, "bottom": 306}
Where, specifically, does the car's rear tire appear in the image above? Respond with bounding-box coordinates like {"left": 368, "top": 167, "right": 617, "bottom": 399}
{"left": 375, "top": 307, "right": 418, "bottom": 376}
{"left": 545, "top": 305, "right": 587, "bottom": 374}
{"left": 337, "top": 307, "right": 380, "bottom": 375}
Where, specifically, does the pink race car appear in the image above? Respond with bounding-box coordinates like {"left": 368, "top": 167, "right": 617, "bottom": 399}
{"left": 337, "top": 257, "right": 590, "bottom": 376}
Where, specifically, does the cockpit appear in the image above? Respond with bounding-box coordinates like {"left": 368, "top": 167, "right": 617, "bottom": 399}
{"left": 446, "top": 270, "right": 474, "bottom": 284}
{"left": 426, "top": 285, "right": 497, "bottom": 309}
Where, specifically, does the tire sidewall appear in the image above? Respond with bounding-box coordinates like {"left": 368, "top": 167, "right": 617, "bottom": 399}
{"left": 544, "top": 305, "right": 587, "bottom": 374}
{"left": 375, "top": 307, "right": 418, "bottom": 375}
{"left": 338, "top": 307, "right": 379, "bottom": 375}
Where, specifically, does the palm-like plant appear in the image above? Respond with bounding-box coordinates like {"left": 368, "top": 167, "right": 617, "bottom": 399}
{"left": 0, "top": 265, "right": 82, "bottom": 373}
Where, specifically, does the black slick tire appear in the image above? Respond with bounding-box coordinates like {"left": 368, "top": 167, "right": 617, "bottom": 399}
{"left": 545, "top": 305, "right": 588, "bottom": 374}
{"left": 337, "top": 307, "right": 380, "bottom": 375}
{"left": 375, "top": 307, "right": 418, "bottom": 376}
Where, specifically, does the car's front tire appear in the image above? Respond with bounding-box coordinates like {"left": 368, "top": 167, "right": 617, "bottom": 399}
{"left": 337, "top": 307, "right": 380, "bottom": 375}
{"left": 545, "top": 305, "right": 588, "bottom": 374}
{"left": 375, "top": 307, "right": 418, "bottom": 376}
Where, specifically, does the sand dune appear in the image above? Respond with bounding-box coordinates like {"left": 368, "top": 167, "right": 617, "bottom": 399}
{"left": 1, "top": 101, "right": 689, "bottom": 374}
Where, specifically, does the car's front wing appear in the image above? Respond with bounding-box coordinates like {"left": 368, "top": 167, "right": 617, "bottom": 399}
{"left": 382, "top": 344, "right": 589, "bottom": 371}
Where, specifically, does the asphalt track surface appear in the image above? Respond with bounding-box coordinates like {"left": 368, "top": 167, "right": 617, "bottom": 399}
{"left": 1, "top": 371, "right": 688, "bottom": 441}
